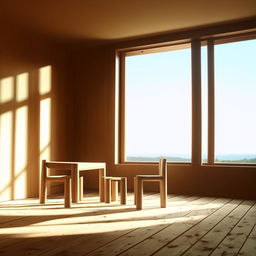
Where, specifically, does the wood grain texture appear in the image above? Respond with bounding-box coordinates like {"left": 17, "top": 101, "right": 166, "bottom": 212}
{"left": 211, "top": 202, "right": 256, "bottom": 256}
{"left": 0, "top": 193, "right": 255, "bottom": 256}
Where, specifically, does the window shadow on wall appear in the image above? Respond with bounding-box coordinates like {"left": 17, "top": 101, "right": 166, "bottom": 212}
{"left": 0, "top": 65, "right": 52, "bottom": 200}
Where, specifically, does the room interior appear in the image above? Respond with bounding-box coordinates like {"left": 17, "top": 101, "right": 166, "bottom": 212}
{"left": 0, "top": 0, "right": 256, "bottom": 255}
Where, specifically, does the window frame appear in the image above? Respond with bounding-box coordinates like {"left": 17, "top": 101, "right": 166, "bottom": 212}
{"left": 117, "top": 41, "right": 198, "bottom": 165}
{"left": 116, "top": 29, "right": 256, "bottom": 166}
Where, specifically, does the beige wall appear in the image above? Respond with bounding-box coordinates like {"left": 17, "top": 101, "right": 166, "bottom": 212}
{"left": 0, "top": 27, "right": 74, "bottom": 201}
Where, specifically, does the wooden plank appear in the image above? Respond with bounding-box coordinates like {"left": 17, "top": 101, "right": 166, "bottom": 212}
{"left": 33, "top": 195, "right": 194, "bottom": 255}
{"left": 0, "top": 192, "right": 164, "bottom": 255}
{"left": 211, "top": 202, "right": 256, "bottom": 256}
{"left": 0, "top": 215, "right": 25, "bottom": 225}
{"left": 1, "top": 195, "right": 254, "bottom": 256}
{"left": 118, "top": 197, "right": 229, "bottom": 256}
{"left": 180, "top": 200, "right": 254, "bottom": 256}
{"left": 238, "top": 223, "right": 256, "bottom": 256}
{"left": 153, "top": 199, "right": 241, "bottom": 256}
{"left": 0, "top": 192, "right": 99, "bottom": 247}
{"left": 82, "top": 196, "right": 202, "bottom": 256}
{"left": 40, "top": 194, "right": 194, "bottom": 256}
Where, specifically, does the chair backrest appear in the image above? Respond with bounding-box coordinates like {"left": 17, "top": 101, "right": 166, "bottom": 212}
{"left": 158, "top": 158, "right": 167, "bottom": 178}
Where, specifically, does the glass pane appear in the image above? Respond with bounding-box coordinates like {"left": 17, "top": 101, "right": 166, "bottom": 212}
{"left": 215, "top": 39, "right": 256, "bottom": 163}
{"left": 125, "top": 45, "right": 191, "bottom": 162}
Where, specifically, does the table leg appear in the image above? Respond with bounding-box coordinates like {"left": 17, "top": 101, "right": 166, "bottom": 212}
{"left": 71, "top": 164, "right": 79, "bottom": 203}
{"left": 105, "top": 178, "right": 111, "bottom": 203}
{"left": 99, "top": 168, "right": 106, "bottom": 202}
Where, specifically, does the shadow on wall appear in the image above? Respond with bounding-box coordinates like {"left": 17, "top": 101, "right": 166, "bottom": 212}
{"left": 0, "top": 65, "right": 52, "bottom": 201}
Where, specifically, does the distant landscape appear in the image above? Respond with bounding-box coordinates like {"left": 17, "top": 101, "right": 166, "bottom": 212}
{"left": 126, "top": 154, "right": 256, "bottom": 163}
{"left": 126, "top": 155, "right": 190, "bottom": 162}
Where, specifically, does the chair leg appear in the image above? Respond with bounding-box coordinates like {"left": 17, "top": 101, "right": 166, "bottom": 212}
{"left": 136, "top": 178, "right": 143, "bottom": 210}
{"left": 111, "top": 180, "right": 118, "bottom": 201}
{"left": 40, "top": 160, "right": 47, "bottom": 204}
{"left": 40, "top": 181, "right": 47, "bottom": 204}
{"left": 160, "top": 179, "right": 167, "bottom": 208}
{"left": 64, "top": 178, "right": 71, "bottom": 208}
{"left": 134, "top": 177, "right": 137, "bottom": 205}
{"left": 105, "top": 179, "right": 111, "bottom": 203}
{"left": 120, "top": 177, "right": 127, "bottom": 205}
{"left": 79, "top": 176, "right": 84, "bottom": 201}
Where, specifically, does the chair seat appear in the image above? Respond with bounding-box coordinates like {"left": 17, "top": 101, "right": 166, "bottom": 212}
{"left": 136, "top": 175, "right": 163, "bottom": 180}
{"left": 105, "top": 176, "right": 122, "bottom": 181}
{"left": 46, "top": 175, "right": 71, "bottom": 181}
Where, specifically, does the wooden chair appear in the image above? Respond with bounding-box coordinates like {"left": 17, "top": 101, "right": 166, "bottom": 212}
{"left": 104, "top": 177, "right": 127, "bottom": 204}
{"left": 134, "top": 158, "right": 167, "bottom": 210}
{"left": 40, "top": 160, "right": 84, "bottom": 208}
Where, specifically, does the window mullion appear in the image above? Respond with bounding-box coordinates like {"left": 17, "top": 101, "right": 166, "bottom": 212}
{"left": 191, "top": 39, "right": 202, "bottom": 166}
{"left": 207, "top": 40, "right": 215, "bottom": 164}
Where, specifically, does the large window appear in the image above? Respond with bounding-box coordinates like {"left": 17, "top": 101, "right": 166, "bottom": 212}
{"left": 122, "top": 44, "right": 192, "bottom": 162}
{"left": 118, "top": 32, "right": 256, "bottom": 165}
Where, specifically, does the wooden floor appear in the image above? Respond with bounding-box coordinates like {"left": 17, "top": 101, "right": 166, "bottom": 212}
{"left": 0, "top": 192, "right": 256, "bottom": 256}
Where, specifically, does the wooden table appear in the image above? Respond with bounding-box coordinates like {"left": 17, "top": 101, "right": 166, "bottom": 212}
{"left": 41, "top": 161, "right": 106, "bottom": 203}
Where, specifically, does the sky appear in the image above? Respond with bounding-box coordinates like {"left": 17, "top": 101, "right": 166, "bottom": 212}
{"left": 125, "top": 47, "right": 191, "bottom": 157}
{"left": 125, "top": 39, "right": 256, "bottom": 160}
{"left": 214, "top": 39, "right": 256, "bottom": 156}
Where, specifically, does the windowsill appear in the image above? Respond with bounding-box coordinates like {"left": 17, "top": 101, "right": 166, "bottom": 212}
{"left": 115, "top": 161, "right": 192, "bottom": 166}
{"left": 115, "top": 162, "right": 256, "bottom": 168}
{"left": 202, "top": 163, "right": 256, "bottom": 168}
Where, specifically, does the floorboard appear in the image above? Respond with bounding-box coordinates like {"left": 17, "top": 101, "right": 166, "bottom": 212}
{"left": 0, "top": 192, "right": 255, "bottom": 256}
